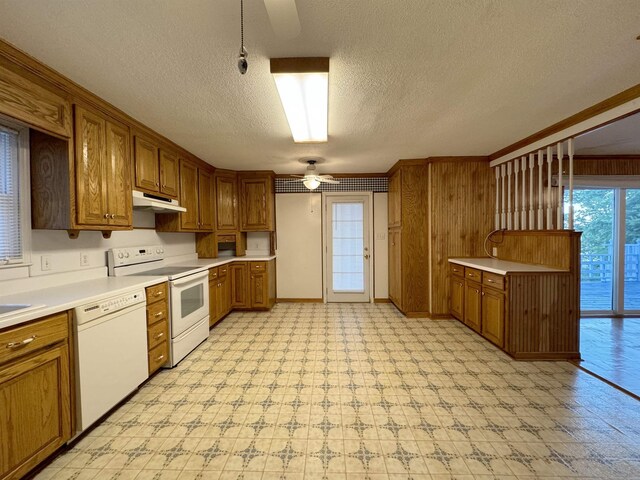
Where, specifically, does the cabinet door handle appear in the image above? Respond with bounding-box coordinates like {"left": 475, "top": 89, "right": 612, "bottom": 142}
{"left": 153, "top": 291, "right": 163, "bottom": 297}
{"left": 468, "top": 273, "right": 474, "bottom": 277}
{"left": 156, "top": 182, "right": 159, "bottom": 186}
{"left": 154, "top": 311, "right": 163, "bottom": 318}
{"left": 155, "top": 354, "right": 165, "bottom": 362}
{"left": 458, "top": 282, "right": 463, "bottom": 287}
{"left": 475, "top": 289, "right": 479, "bottom": 294}
{"left": 487, "top": 278, "right": 495, "bottom": 283}
{"left": 154, "top": 332, "right": 164, "bottom": 339}
{"left": 481, "top": 292, "right": 485, "bottom": 296}
{"left": 6, "top": 335, "right": 36, "bottom": 349}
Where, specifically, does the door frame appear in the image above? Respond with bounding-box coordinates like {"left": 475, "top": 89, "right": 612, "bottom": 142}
{"left": 570, "top": 181, "right": 640, "bottom": 316}
{"left": 322, "top": 192, "right": 374, "bottom": 303}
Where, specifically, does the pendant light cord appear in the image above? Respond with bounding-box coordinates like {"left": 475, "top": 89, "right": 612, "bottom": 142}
{"left": 240, "top": 0, "right": 244, "bottom": 53}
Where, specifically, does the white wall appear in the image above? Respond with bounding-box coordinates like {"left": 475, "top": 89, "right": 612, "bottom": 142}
{"left": 275, "top": 192, "right": 389, "bottom": 301}
{"left": 275, "top": 193, "right": 323, "bottom": 299}
{"left": 373, "top": 193, "right": 389, "bottom": 299}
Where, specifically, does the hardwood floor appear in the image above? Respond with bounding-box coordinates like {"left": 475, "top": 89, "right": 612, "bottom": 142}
{"left": 579, "top": 317, "right": 640, "bottom": 397}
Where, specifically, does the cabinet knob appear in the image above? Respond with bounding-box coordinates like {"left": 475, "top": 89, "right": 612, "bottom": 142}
{"left": 104, "top": 213, "right": 109, "bottom": 219}
{"left": 110, "top": 214, "right": 116, "bottom": 219}
{"left": 481, "top": 292, "right": 485, "bottom": 296}
{"left": 156, "top": 182, "right": 159, "bottom": 186}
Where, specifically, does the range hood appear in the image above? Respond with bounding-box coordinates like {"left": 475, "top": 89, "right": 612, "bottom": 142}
{"left": 132, "top": 190, "right": 186, "bottom": 213}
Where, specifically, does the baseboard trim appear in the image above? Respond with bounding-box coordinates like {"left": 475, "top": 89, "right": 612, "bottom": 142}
{"left": 374, "top": 298, "right": 390, "bottom": 303}
{"left": 405, "top": 312, "right": 431, "bottom": 318}
{"left": 429, "top": 313, "right": 452, "bottom": 319}
{"left": 276, "top": 298, "right": 324, "bottom": 303}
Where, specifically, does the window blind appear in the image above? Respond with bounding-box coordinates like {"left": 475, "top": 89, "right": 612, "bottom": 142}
{"left": 0, "top": 125, "right": 22, "bottom": 264}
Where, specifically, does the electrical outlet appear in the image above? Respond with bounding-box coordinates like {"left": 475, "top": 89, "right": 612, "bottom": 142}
{"left": 492, "top": 247, "right": 498, "bottom": 256}
{"left": 41, "top": 255, "right": 51, "bottom": 271}
{"left": 80, "top": 252, "right": 90, "bottom": 266}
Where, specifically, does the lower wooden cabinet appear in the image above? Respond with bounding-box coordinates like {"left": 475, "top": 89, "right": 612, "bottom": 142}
{"left": 250, "top": 261, "right": 276, "bottom": 309}
{"left": 481, "top": 286, "right": 505, "bottom": 348}
{"left": 451, "top": 264, "right": 505, "bottom": 347}
{"left": 464, "top": 281, "right": 482, "bottom": 333}
{"left": 145, "top": 282, "right": 169, "bottom": 375}
{"left": 450, "top": 276, "right": 464, "bottom": 320}
{"left": 0, "top": 311, "right": 72, "bottom": 480}
{"left": 230, "top": 263, "right": 249, "bottom": 308}
{"left": 208, "top": 259, "right": 276, "bottom": 326}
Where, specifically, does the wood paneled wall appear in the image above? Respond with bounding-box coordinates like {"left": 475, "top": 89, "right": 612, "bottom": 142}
{"left": 573, "top": 156, "right": 640, "bottom": 176}
{"left": 430, "top": 159, "right": 495, "bottom": 316}
{"left": 491, "top": 230, "right": 580, "bottom": 271}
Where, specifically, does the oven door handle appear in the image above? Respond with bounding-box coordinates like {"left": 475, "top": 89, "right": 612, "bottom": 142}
{"left": 171, "top": 271, "right": 208, "bottom": 287}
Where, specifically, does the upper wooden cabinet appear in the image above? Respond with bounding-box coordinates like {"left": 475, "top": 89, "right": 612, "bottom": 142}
{"left": 31, "top": 105, "right": 133, "bottom": 236}
{"left": 156, "top": 158, "right": 214, "bottom": 233}
{"left": 238, "top": 172, "right": 275, "bottom": 231}
{"left": 75, "top": 106, "right": 132, "bottom": 228}
{"left": 215, "top": 171, "right": 239, "bottom": 231}
{"left": 134, "top": 135, "right": 179, "bottom": 199}
{"left": 0, "top": 63, "right": 71, "bottom": 137}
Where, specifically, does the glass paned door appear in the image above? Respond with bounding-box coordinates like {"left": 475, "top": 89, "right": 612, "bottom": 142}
{"left": 325, "top": 194, "right": 371, "bottom": 302}
{"left": 571, "top": 189, "right": 615, "bottom": 311}
{"left": 624, "top": 189, "right": 640, "bottom": 311}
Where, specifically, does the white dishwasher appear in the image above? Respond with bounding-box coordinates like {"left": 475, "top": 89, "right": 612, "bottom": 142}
{"left": 73, "top": 289, "right": 148, "bottom": 433}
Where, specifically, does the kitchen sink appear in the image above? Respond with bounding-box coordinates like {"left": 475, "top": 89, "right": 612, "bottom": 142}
{"left": 0, "top": 304, "right": 46, "bottom": 318}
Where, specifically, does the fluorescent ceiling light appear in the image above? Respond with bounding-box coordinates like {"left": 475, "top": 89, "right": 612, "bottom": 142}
{"left": 271, "top": 58, "right": 329, "bottom": 143}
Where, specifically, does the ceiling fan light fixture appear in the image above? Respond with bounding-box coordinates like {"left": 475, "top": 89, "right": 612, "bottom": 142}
{"left": 303, "top": 177, "right": 321, "bottom": 190}
{"left": 271, "top": 58, "right": 329, "bottom": 143}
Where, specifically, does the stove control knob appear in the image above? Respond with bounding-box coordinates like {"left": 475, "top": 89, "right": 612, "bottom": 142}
{"left": 125, "top": 252, "right": 130, "bottom": 258}
{"left": 156, "top": 248, "right": 161, "bottom": 254}
{"left": 118, "top": 252, "right": 124, "bottom": 259}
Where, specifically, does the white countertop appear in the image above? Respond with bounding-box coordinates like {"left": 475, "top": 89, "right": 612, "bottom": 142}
{"left": 0, "top": 275, "right": 167, "bottom": 330}
{"left": 0, "top": 255, "right": 277, "bottom": 331}
{"left": 448, "top": 257, "right": 566, "bottom": 275}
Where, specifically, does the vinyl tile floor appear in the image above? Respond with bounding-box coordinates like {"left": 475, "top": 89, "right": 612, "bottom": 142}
{"left": 37, "top": 303, "right": 640, "bottom": 480}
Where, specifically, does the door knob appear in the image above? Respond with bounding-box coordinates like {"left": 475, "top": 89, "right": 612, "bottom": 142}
{"left": 364, "top": 254, "right": 370, "bottom": 259}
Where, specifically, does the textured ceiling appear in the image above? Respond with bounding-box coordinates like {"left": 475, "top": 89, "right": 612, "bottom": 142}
{"left": 0, "top": 0, "right": 639, "bottom": 173}
{"left": 575, "top": 111, "right": 640, "bottom": 155}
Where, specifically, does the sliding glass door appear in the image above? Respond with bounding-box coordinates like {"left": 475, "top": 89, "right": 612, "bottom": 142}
{"left": 570, "top": 187, "right": 640, "bottom": 314}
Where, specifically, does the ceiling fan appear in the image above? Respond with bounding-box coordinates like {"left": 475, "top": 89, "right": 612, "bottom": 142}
{"left": 264, "top": 0, "right": 302, "bottom": 39}
{"left": 290, "top": 159, "right": 339, "bottom": 190}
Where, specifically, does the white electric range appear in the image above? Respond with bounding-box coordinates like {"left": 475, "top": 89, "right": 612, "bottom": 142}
{"left": 107, "top": 246, "right": 209, "bottom": 367}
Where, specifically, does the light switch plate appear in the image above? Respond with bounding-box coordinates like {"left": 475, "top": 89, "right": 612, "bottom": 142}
{"left": 41, "top": 255, "right": 51, "bottom": 271}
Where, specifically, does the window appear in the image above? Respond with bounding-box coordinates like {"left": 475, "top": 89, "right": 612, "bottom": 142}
{"left": 0, "top": 123, "right": 28, "bottom": 266}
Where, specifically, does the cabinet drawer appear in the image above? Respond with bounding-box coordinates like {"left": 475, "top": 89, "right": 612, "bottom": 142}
{"left": 250, "top": 261, "right": 267, "bottom": 272}
{"left": 483, "top": 272, "right": 505, "bottom": 290}
{"left": 209, "top": 267, "right": 218, "bottom": 281}
{"left": 147, "top": 319, "right": 169, "bottom": 350}
{"left": 218, "top": 265, "right": 229, "bottom": 277}
{"left": 146, "top": 283, "right": 167, "bottom": 304}
{"left": 0, "top": 311, "right": 69, "bottom": 365}
{"left": 450, "top": 263, "right": 464, "bottom": 277}
{"left": 146, "top": 301, "right": 168, "bottom": 326}
{"left": 217, "top": 234, "right": 236, "bottom": 243}
{"left": 464, "top": 267, "right": 482, "bottom": 282}
{"left": 148, "top": 342, "right": 168, "bottom": 375}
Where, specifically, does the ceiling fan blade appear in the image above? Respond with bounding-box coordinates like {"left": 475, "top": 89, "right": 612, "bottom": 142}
{"left": 283, "top": 178, "right": 305, "bottom": 183}
{"left": 290, "top": 174, "right": 305, "bottom": 178}
{"left": 264, "top": 0, "right": 301, "bottom": 39}
{"left": 317, "top": 174, "right": 335, "bottom": 179}
{"left": 317, "top": 177, "right": 339, "bottom": 184}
